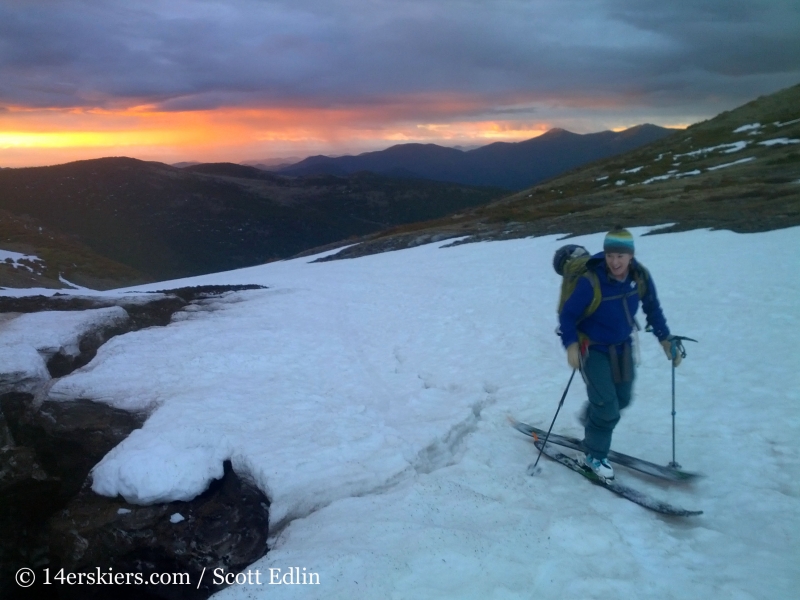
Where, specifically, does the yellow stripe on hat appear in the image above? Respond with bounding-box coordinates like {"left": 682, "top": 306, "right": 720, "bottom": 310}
{"left": 603, "top": 229, "right": 635, "bottom": 253}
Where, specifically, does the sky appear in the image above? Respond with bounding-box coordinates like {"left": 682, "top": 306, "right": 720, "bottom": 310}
{"left": 1, "top": 0, "right": 799, "bottom": 167}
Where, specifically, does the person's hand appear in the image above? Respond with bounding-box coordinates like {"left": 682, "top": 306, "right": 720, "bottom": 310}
{"left": 566, "top": 342, "right": 581, "bottom": 370}
{"left": 661, "top": 337, "right": 682, "bottom": 367}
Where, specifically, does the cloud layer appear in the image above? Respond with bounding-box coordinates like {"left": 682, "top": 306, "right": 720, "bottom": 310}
{"left": 1, "top": 0, "right": 799, "bottom": 164}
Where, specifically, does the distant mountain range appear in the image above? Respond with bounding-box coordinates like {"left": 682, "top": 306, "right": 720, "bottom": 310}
{"left": 0, "top": 124, "right": 675, "bottom": 289}
{"left": 242, "top": 156, "right": 304, "bottom": 171}
{"left": 2, "top": 87, "right": 796, "bottom": 292}
{"left": 0, "top": 159, "right": 504, "bottom": 288}
{"left": 276, "top": 125, "right": 676, "bottom": 190}
{"left": 315, "top": 83, "right": 800, "bottom": 262}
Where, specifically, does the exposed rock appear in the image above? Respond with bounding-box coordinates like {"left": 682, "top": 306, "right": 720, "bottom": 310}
{"left": 0, "top": 306, "right": 131, "bottom": 396}
{"left": 45, "top": 314, "right": 130, "bottom": 378}
{"left": 0, "top": 285, "right": 266, "bottom": 330}
{"left": 0, "top": 294, "right": 186, "bottom": 331}
{"left": 0, "top": 401, "right": 14, "bottom": 447}
{"left": 313, "top": 230, "right": 464, "bottom": 262}
{"left": 1, "top": 394, "right": 270, "bottom": 600}
{"left": 1, "top": 393, "right": 148, "bottom": 597}
{"left": 151, "top": 285, "right": 266, "bottom": 304}
{"left": 0, "top": 345, "right": 50, "bottom": 395}
{"left": 0, "top": 445, "right": 62, "bottom": 577}
{"left": 49, "top": 461, "right": 269, "bottom": 600}
{"left": 2, "top": 394, "right": 147, "bottom": 501}
{"left": 0, "top": 286, "right": 272, "bottom": 599}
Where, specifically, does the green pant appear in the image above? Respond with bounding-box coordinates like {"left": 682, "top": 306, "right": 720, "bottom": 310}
{"left": 582, "top": 348, "right": 634, "bottom": 460}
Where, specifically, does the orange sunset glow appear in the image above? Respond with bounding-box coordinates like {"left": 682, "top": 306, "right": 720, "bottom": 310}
{"left": 1, "top": 0, "right": 794, "bottom": 171}
{"left": 0, "top": 99, "right": 557, "bottom": 168}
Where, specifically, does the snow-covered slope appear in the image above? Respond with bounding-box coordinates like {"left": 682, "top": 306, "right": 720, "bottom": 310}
{"left": 23, "top": 226, "right": 800, "bottom": 598}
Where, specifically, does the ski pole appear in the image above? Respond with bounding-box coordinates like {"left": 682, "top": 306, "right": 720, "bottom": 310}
{"left": 670, "top": 358, "right": 679, "bottom": 468}
{"left": 667, "top": 336, "right": 697, "bottom": 469}
{"left": 529, "top": 368, "right": 576, "bottom": 475}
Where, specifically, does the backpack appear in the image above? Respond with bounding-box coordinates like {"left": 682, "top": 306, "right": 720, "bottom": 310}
{"left": 553, "top": 244, "right": 649, "bottom": 323}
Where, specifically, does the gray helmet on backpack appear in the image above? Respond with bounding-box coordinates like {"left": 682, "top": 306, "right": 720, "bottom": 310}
{"left": 553, "top": 244, "right": 590, "bottom": 276}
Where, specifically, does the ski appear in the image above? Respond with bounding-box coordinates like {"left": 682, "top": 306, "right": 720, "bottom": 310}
{"left": 509, "top": 417, "right": 700, "bottom": 482}
{"left": 533, "top": 441, "right": 703, "bottom": 517}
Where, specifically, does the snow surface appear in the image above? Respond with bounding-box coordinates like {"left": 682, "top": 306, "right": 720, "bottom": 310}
{"left": 758, "top": 138, "right": 800, "bottom": 146}
{"left": 674, "top": 141, "right": 748, "bottom": 158}
{"left": 0, "top": 344, "right": 50, "bottom": 395}
{"left": 0, "top": 307, "right": 128, "bottom": 362}
{"left": 733, "top": 123, "right": 761, "bottom": 133}
{"left": 26, "top": 227, "right": 800, "bottom": 598}
{"left": 640, "top": 168, "right": 701, "bottom": 185}
{"left": 641, "top": 174, "right": 672, "bottom": 185}
{"left": 0, "top": 307, "right": 128, "bottom": 393}
{"left": 58, "top": 274, "right": 93, "bottom": 291}
{"left": 707, "top": 157, "right": 756, "bottom": 171}
{"left": 0, "top": 249, "right": 45, "bottom": 273}
{"left": 0, "top": 249, "right": 42, "bottom": 263}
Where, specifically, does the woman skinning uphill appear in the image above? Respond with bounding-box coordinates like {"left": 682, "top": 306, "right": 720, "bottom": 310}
{"left": 556, "top": 227, "right": 683, "bottom": 480}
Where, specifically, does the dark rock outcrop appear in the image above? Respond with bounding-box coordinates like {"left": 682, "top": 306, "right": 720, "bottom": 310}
{"left": 2, "top": 394, "right": 148, "bottom": 501}
{"left": 0, "top": 444, "right": 62, "bottom": 585}
{"left": 49, "top": 461, "right": 269, "bottom": 600}
{"left": 0, "top": 393, "right": 147, "bottom": 598}
{"left": 1, "top": 394, "right": 270, "bottom": 600}
{"left": 0, "top": 285, "right": 266, "bottom": 326}
{"left": 0, "top": 293, "right": 183, "bottom": 330}
{"left": 0, "top": 286, "right": 272, "bottom": 599}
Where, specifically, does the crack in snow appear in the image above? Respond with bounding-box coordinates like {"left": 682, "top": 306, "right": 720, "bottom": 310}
{"left": 267, "top": 395, "right": 494, "bottom": 538}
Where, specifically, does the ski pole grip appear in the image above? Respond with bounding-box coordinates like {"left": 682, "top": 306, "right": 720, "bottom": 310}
{"left": 670, "top": 335, "right": 698, "bottom": 359}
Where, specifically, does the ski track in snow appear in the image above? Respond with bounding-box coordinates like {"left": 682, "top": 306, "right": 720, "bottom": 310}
{"left": 5, "top": 226, "right": 799, "bottom": 599}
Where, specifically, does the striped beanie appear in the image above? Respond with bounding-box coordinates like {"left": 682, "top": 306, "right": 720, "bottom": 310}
{"left": 603, "top": 227, "right": 634, "bottom": 254}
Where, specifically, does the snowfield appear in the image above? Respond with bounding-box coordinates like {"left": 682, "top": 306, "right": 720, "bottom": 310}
{"left": 6, "top": 226, "right": 799, "bottom": 599}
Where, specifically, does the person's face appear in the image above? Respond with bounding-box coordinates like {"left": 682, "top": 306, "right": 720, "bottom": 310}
{"left": 605, "top": 252, "right": 632, "bottom": 280}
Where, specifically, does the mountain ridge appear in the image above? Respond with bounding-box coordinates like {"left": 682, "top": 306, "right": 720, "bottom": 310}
{"left": 278, "top": 124, "right": 676, "bottom": 189}
{"left": 0, "top": 158, "right": 505, "bottom": 288}
{"left": 1, "top": 84, "right": 797, "bottom": 289}
{"left": 311, "top": 83, "right": 800, "bottom": 262}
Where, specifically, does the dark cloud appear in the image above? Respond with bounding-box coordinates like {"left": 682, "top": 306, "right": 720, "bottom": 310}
{"left": 606, "top": 0, "right": 800, "bottom": 76}
{"left": 0, "top": 0, "right": 798, "bottom": 121}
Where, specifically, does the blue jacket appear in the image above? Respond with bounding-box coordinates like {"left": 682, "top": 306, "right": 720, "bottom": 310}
{"left": 559, "top": 253, "right": 670, "bottom": 350}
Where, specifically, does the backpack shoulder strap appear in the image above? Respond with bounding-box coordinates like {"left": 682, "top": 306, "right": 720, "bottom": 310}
{"left": 582, "top": 270, "right": 602, "bottom": 320}
{"left": 631, "top": 261, "right": 650, "bottom": 299}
